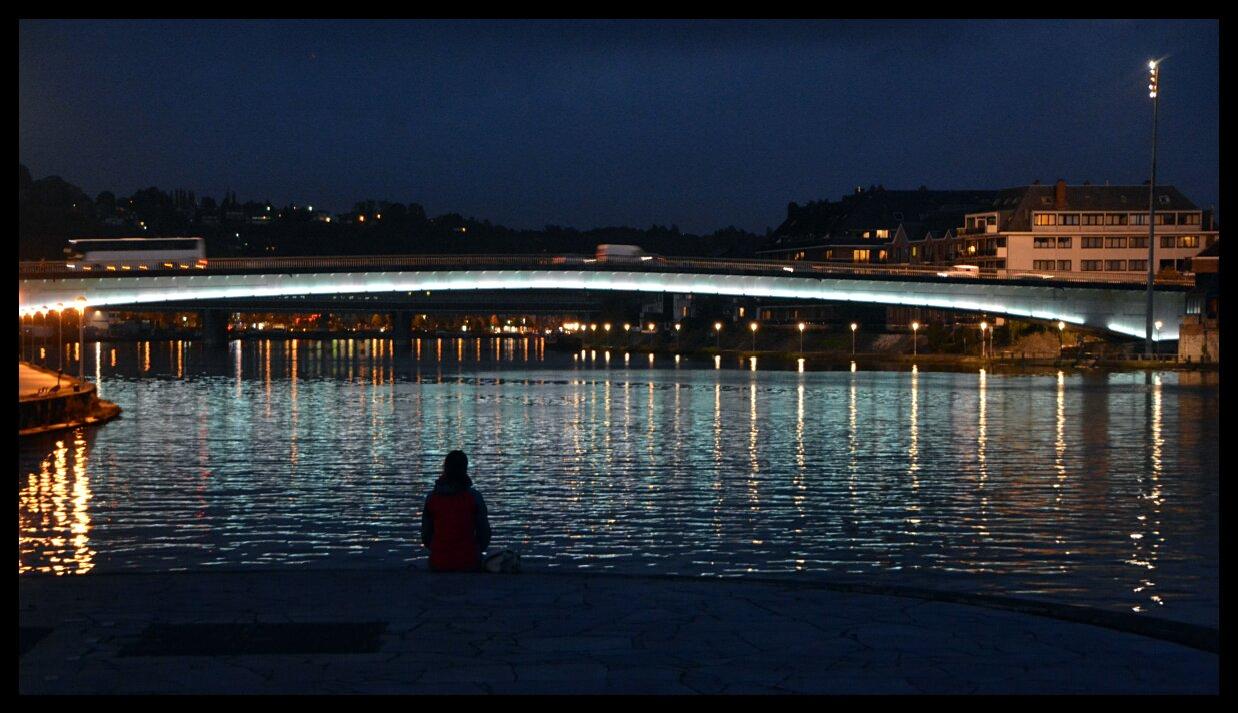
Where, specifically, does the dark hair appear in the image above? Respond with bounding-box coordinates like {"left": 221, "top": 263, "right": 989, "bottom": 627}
{"left": 441, "top": 450, "right": 471, "bottom": 486}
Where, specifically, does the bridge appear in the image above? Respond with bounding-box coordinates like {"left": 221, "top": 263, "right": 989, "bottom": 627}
{"left": 18, "top": 254, "right": 1191, "bottom": 340}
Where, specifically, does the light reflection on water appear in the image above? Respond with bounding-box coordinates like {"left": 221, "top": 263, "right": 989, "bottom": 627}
{"left": 16, "top": 338, "right": 1219, "bottom": 626}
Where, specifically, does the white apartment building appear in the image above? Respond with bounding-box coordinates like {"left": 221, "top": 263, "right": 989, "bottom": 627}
{"left": 951, "top": 180, "right": 1218, "bottom": 277}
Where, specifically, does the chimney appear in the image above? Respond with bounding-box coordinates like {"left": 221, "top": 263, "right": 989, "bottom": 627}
{"left": 1054, "top": 179, "right": 1067, "bottom": 209}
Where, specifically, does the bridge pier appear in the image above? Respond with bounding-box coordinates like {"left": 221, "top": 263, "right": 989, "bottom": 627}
{"left": 200, "top": 310, "right": 231, "bottom": 348}
{"left": 391, "top": 310, "right": 412, "bottom": 347}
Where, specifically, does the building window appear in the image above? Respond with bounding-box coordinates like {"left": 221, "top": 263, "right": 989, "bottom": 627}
{"left": 853, "top": 249, "right": 870, "bottom": 262}
{"left": 1082, "top": 213, "right": 1104, "bottom": 225}
{"left": 995, "top": 237, "right": 1006, "bottom": 248}
{"left": 910, "top": 246, "right": 918, "bottom": 257}
{"left": 1178, "top": 235, "right": 1199, "bottom": 248}
{"left": 1033, "top": 213, "right": 1057, "bottom": 226}
{"left": 875, "top": 229, "right": 889, "bottom": 239}
{"left": 1057, "top": 260, "right": 1072, "bottom": 271}
{"left": 1105, "top": 260, "right": 1126, "bottom": 271}
{"left": 1129, "top": 236, "right": 1148, "bottom": 249}
{"left": 1060, "top": 214, "right": 1080, "bottom": 225}
{"left": 1132, "top": 214, "right": 1149, "bottom": 225}
{"left": 1105, "top": 213, "right": 1128, "bottom": 225}
{"left": 1160, "top": 236, "right": 1176, "bottom": 248}
{"left": 1081, "top": 237, "right": 1103, "bottom": 249}
{"left": 877, "top": 250, "right": 889, "bottom": 262}
{"left": 1105, "top": 237, "right": 1127, "bottom": 248}
{"left": 1159, "top": 259, "right": 1176, "bottom": 271}
{"left": 825, "top": 249, "right": 834, "bottom": 259}
{"left": 1128, "top": 260, "right": 1147, "bottom": 271}
{"left": 1056, "top": 237, "right": 1072, "bottom": 248}
{"left": 1082, "top": 260, "right": 1103, "bottom": 271}
{"left": 1154, "top": 214, "right": 1170, "bottom": 225}
{"left": 1033, "top": 260, "right": 1056, "bottom": 270}
{"left": 1182, "top": 213, "right": 1201, "bottom": 225}
{"left": 1034, "top": 237, "right": 1055, "bottom": 248}
{"left": 995, "top": 259, "right": 1005, "bottom": 268}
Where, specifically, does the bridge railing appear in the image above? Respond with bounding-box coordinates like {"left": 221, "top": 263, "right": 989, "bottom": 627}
{"left": 18, "top": 253, "right": 1196, "bottom": 288}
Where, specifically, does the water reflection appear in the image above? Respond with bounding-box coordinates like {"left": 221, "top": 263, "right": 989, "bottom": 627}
{"left": 15, "top": 338, "right": 1219, "bottom": 626}
{"left": 19, "top": 431, "right": 96, "bottom": 574}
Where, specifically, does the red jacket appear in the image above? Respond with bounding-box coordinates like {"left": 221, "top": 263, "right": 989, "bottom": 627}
{"left": 421, "top": 479, "right": 491, "bottom": 572}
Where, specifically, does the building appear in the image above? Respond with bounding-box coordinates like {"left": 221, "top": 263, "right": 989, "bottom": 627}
{"left": 1179, "top": 240, "right": 1220, "bottom": 363}
{"left": 758, "top": 186, "right": 998, "bottom": 265}
{"left": 948, "top": 180, "right": 1218, "bottom": 276}
{"left": 756, "top": 186, "right": 996, "bottom": 326}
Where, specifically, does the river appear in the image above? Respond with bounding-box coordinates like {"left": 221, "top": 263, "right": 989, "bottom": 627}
{"left": 18, "top": 337, "right": 1219, "bottom": 627}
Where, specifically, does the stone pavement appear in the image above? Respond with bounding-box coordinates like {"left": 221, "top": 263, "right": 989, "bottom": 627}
{"left": 19, "top": 569, "right": 1218, "bottom": 694}
{"left": 19, "top": 362, "right": 74, "bottom": 399}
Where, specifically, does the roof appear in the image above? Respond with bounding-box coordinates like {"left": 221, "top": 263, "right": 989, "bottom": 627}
{"left": 989, "top": 183, "right": 1200, "bottom": 231}
{"left": 765, "top": 187, "right": 997, "bottom": 249}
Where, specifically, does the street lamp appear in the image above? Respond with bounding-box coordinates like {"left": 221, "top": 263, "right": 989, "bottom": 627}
{"left": 19, "top": 309, "right": 29, "bottom": 362}
{"left": 798, "top": 321, "right": 806, "bottom": 354}
{"left": 53, "top": 303, "right": 65, "bottom": 387}
{"left": 1154, "top": 320, "right": 1163, "bottom": 357}
{"left": 674, "top": 322, "right": 681, "bottom": 350}
{"left": 911, "top": 321, "right": 919, "bottom": 358}
{"left": 1058, "top": 320, "right": 1066, "bottom": 357}
{"left": 624, "top": 322, "right": 631, "bottom": 348}
{"left": 749, "top": 321, "right": 759, "bottom": 352}
{"left": 850, "top": 322, "right": 858, "bottom": 356}
{"left": 604, "top": 322, "right": 611, "bottom": 348}
{"left": 35, "top": 308, "right": 46, "bottom": 363}
{"left": 714, "top": 321, "right": 723, "bottom": 351}
{"left": 979, "top": 321, "right": 988, "bottom": 361}
{"left": 1144, "top": 59, "right": 1161, "bottom": 359}
{"left": 75, "top": 297, "right": 87, "bottom": 383}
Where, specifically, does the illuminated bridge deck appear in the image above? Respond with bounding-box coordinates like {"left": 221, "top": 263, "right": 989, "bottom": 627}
{"left": 19, "top": 255, "right": 1192, "bottom": 339}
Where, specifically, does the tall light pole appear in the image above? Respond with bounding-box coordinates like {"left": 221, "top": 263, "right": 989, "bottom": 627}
{"left": 749, "top": 321, "right": 758, "bottom": 352}
{"left": 674, "top": 322, "right": 681, "bottom": 351}
{"left": 911, "top": 321, "right": 919, "bottom": 358}
{"left": 850, "top": 322, "right": 858, "bottom": 356}
{"left": 798, "top": 321, "right": 806, "bottom": 354}
{"left": 1154, "top": 320, "right": 1163, "bottom": 357}
{"left": 980, "top": 321, "right": 988, "bottom": 361}
{"left": 53, "top": 303, "right": 65, "bottom": 387}
{"left": 714, "top": 321, "right": 723, "bottom": 351}
{"left": 37, "top": 308, "right": 46, "bottom": 364}
{"left": 603, "top": 322, "right": 611, "bottom": 348}
{"left": 76, "top": 297, "right": 88, "bottom": 382}
{"left": 624, "top": 323, "right": 631, "bottom": 348}
{"left": 1058, "top": 320, "right": 1066, "bottom": 358}
{"left": 19, "top": 309, "right": 28, "bottom": 362}
{"left": 1144, "top": 59, "right": 1160, "bottom": 359}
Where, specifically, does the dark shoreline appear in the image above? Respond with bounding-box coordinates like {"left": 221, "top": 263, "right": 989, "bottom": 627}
{"left": 63, "top": 331, "right": 1213, "bottom": 375}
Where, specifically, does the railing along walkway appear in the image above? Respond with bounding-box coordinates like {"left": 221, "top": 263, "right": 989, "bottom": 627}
{"left": 18, "top": 254, "right": 1196, "bottom": 288}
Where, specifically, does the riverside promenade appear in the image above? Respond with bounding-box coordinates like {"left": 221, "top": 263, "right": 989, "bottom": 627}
{"left": 18, "top": 362, "right": 119, "bottom": 436}
{"left": 19, "top": 569, "right": 1218, "bottom": 694}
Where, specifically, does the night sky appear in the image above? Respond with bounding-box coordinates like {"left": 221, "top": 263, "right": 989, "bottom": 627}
{"left": 19, "top": 19, "right": 1219, "bottom": 234}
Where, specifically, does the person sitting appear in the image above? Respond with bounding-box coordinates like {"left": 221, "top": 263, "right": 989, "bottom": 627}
{"left": 420, "top": 450, "right": 491, "bottom": 572}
